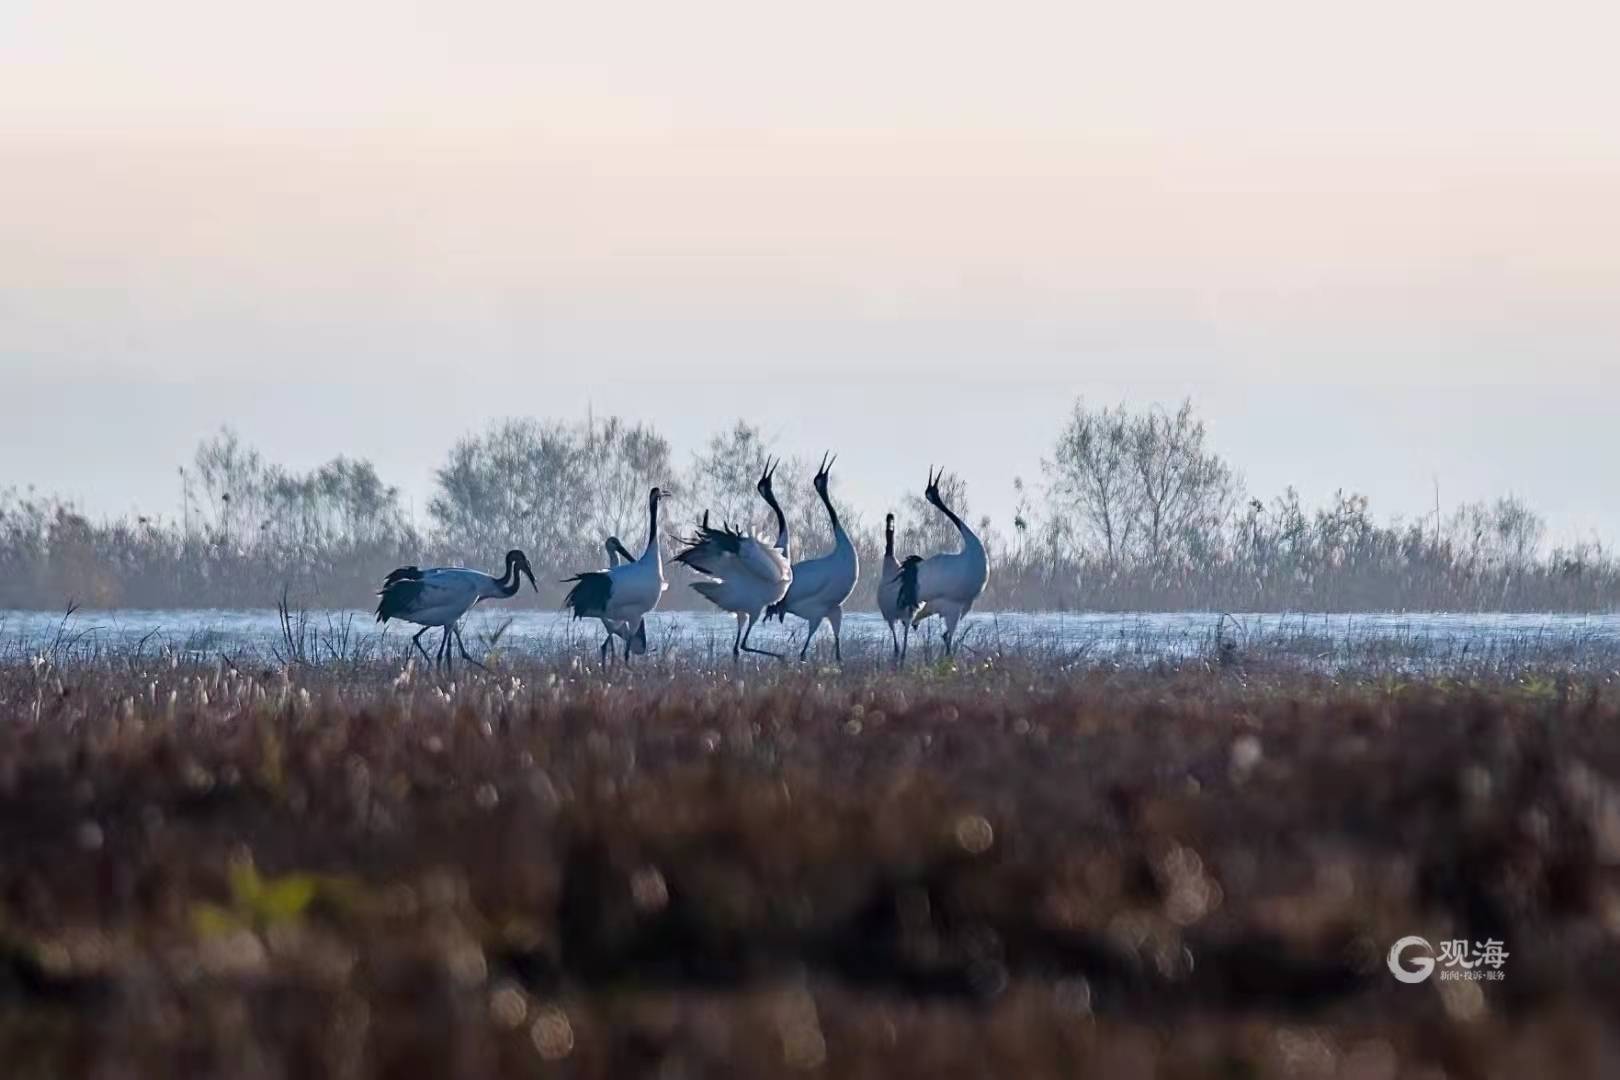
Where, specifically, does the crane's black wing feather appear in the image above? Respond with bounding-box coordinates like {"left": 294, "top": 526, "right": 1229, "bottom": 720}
{"left": 375, "top": 577, "right": 426, "bottom": 623}
{"left": 895, "top": 555, "right": 923, "bottom": 614}
{"left": 562, "top": 572, "right": 613, "bottom": 619}
{"left": 382, "top": 565, "right": 424, "bottom": 587}
{"left": 673, "top": 522, "right": 745, "bottom": 576}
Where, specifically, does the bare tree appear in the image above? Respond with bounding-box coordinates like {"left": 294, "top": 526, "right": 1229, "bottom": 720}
{"left": 430, "top": 418, "right": 585, "bottom": 567}
{"left": 192, "top": 427, "right": 266, "bottom": 550}
{"left": 259, "top": 456, "right": 411, "bottom": 553}
{"left": 1448, "top": 495, "right": 1546, "bottom": 573}
{"left": 683, "top": 420, "right": 777, "bottom": 533}
{"left": 1043, "top": 402, "right": 1139, "bottom": 563}
{"left": 578, "top": 415, "right": 673, "bottom": 550}
{"left": 431, "top": 415, "right": 672, "bottom": 572}
{"left": 1131, "top": 400, "right": 1238, "bottom": 566}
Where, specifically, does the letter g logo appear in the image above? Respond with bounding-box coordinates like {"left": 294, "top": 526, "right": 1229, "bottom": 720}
{"left": 1387, "top": 936, "right": 1435, "bottom": 984}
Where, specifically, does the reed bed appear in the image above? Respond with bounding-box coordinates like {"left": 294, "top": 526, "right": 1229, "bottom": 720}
{"left": 3, "top": 656, "right": 1620, "bottom": 1077}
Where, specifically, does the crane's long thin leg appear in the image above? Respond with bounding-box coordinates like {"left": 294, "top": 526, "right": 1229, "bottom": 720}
{"left": 600, "top": 634, "right": 612, "bottom": 667}
{"left": 732, "top": 614, "right": 745, "bottom": 659}
{"left": 901, "top": 620, "right": 910, "bottom": 665}
{"left": 454, "top": 625, "right": 489, "bottom": 672}
{"left": 623, "top": 633, "right": 633, "bottom": 664}
{"left": 888, "top": 620, "right": 900, "bottom": 660}
{"left": 741, "top": 612, "right": 784, "bottom": 659}
{"left": 829, "top": 608, "right": 843, "bottom": 663}
{"left": 441, "top": 625, "right": 454, "bottom": 676}
{"left": 799, "top": 616, "right": 822, "bottom": 661}
{"left": 411, "top": 626, "right": 435, "bottom": 668}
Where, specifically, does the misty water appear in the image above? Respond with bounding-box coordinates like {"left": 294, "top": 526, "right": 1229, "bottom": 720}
{"left": 5, "top": 608, "right": 1620, "bottom": 674}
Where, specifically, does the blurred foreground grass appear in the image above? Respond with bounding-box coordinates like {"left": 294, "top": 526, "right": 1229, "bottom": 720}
{"left": 2, "top": 656, "right": 1619, "bottom": 1077}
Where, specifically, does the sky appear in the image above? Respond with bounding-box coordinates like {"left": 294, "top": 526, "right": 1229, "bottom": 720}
{"left": 3, "top": 1, "right": 1618, "bottom": 546}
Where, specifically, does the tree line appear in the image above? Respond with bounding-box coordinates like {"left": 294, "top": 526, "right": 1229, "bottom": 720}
{"left": 1, "top": 400, "right": 1614, "bottom": 611}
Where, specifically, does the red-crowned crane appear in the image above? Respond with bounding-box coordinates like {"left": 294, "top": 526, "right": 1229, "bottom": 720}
{"left": 562, "top": 487, "right": 668, "bottom": 664}
{"left": 675, "top": 460, "right": 792, "bottom": 659}
{"left": 876, "top": 511, "right": 917, "bottom": 661}
{"left": 765, "top": 453, "right": 859, "bottom": 661}
{"left": 894, "top": 468, "right": 988, "bottom": 656}
{"left": 376, "top": 549, "right": 537, "bottom": 673}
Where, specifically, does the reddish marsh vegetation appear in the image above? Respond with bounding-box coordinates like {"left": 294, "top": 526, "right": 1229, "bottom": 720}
{"left": 2, "top": 658, "right": 1620, "bottom": 1077}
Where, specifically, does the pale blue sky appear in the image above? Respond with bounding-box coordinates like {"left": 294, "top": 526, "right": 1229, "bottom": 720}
{"left": 2, "top": 3, "right": 1617, "bottom": 545}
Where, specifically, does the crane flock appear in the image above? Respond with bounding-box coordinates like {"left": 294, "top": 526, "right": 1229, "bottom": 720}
{"left": 373, "top": 459, "right": 988, "bottom": 670}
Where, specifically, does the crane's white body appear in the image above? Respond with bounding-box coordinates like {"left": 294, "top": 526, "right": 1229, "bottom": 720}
{"left": 386, "top": 568, "right": 512, "bottom": 627}
{"left": 376, "top": 550, "right": 536, "bottom": 673}
{"left": 690, "top": 542, "right": 791, "bottom": 612}
{"left": 601, "top": 538, "right": 667, "bottom": 648}
{"left": 593, "top": 538, "right": 650, "bottom": 660}
{"left": 564, "top": 490, "right": 668, "bottom": 663}
{"left": 899, "top": 470, "right": 988, "bottom": 656}
{"left": 677, "top": 460, "right": 793, "bottom": 658}
{"left": 770, "top": 454, "right": 858, "bottom": 661}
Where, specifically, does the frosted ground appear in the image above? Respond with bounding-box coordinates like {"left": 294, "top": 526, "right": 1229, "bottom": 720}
{"left": 4, "top": 608, "right": 1619, "bottom": 675}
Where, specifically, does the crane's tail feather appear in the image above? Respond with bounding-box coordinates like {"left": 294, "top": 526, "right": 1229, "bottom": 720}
{"left": 376, "top": 564, "right": 427, "bottom": 621}
{"left": 561, "top": 572, "right": 612, "bottom": 619}
{"left": 375, "top": 578, "right": 424, "bottom": 623}
{"left": 895, "top": 556, "right": 923, "bottom": 614}
{"left": 381, "top": 565, "right": 423, "bottom": 588}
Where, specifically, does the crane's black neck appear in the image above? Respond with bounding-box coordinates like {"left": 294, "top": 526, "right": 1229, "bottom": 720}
{"left": 495, "top": 558, "right": 522, "bottom": 596}
{"left": 818, "top": 484, "right": 840, "bottom": 534}
{"left": 884, "top": 519, "right": 895, "bottom": 558}
{"left": 646, "top": 495, "right": 660, "bottom": 553}
{"left": 765, "top": 492, "right": 788, "bottom": 553}
{"left": 934, "top": 496, "right": 967, "bottom": 536}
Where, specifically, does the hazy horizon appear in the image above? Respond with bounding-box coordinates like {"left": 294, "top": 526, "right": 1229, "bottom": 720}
{"left": 4, "top": 2, "right": 1618, "bottom": 546}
